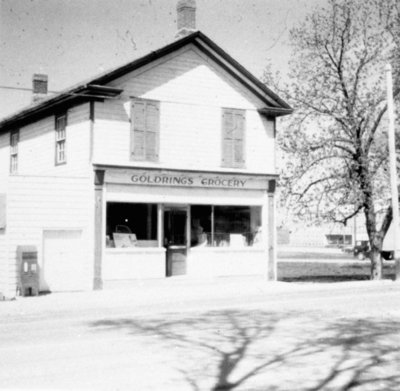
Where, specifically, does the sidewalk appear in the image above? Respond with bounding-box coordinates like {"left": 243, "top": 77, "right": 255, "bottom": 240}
{"left": 1, "top": 275, "right": 396, "bottom": 318}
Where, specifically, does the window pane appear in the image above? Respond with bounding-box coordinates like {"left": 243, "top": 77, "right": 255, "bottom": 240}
{"left": 56, "top": 115, "right": 66, "bottom": 131}
{"left": 55, "top": 114, "right": 67, "bottom": 164}
{"left": 191, "top": 205, "right": 212, "bottom": 247}
{"left": 56, "top": 141, "right": 66, "bottom": 163}
{"left": 11, "top": 133, "right": 18, "bottom": 148}
{"left": 106, "top": 203, "right": 158, "bottom": 248}
{"left": 213, "top": 206, "right": 261, "bottom": 247}
{"left": 56, "top": 128, "right": 66, "bottom": 141}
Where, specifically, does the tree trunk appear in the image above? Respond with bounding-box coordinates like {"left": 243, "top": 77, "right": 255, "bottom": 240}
{"left": 370, "top": 248, "right": 383, "bottom": 280}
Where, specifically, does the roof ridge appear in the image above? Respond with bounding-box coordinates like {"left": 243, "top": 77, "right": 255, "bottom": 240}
{"left": 0, "top": 30, "right": 292, "bottom": 131}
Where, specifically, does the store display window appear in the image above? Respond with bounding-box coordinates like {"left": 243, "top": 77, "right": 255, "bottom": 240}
{"left": 106, "top": 203, "right": 157, "bottom": 248}
{"left": 190, "top": 205, "right": 262, "bottom": 248}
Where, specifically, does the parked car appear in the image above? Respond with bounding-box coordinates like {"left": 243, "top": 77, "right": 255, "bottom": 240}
{"left": 382, "top": 251, "right": 394, "bottom": 260}
{"left": 353, "top": 240, "right": 394, "bottom": 260}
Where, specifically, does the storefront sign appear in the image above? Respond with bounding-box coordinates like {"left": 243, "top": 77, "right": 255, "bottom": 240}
{"left": 105, "top": 169, "right": 272, "bottom": 190}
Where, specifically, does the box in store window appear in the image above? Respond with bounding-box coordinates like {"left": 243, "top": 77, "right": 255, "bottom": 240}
{"left": 113, "top": 233, "right": 137, "bottom": 248}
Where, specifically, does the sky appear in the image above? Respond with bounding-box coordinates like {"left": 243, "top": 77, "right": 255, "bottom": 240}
{"left": 0, "top": 0, "right": 324, "bottom": 120}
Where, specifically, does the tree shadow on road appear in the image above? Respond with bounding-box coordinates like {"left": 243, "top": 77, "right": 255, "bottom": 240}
{"left": 89, "top": 310, "right": 400, "bottom": 390}
{"left": 307, "top": 318, "right": 400, "bottom": 391}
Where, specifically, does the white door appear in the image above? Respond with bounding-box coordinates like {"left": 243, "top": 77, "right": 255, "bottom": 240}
{"left": 43, "top": 230, "right": 88, "bottom": 292}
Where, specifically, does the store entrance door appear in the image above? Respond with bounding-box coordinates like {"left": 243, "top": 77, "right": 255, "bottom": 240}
{"left": 164, "top": 207, "right": 187, "bottom": 276}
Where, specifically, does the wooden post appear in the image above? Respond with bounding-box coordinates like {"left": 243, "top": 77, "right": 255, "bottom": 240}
{"left": 267, "top": 180, "right": 277, "bottom": 280}
{"left": 157, "top": 204, "right": 163, "bottom": 247}
{"left": 186, "top": 205, "right": 191, "bottom": 250}
{"left": 93, "top": 169, "right": 105, "bottom": 290}
{"left": 147, "top": 204, "right": 152, "bottom": 239}
{"left": 211, "top": 205, "right": 215, "bottom": 246}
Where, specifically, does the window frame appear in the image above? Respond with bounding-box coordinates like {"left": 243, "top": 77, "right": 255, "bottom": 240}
{"left": 10, "top": 129, "right": 19, "bottom": 174}
{"left": 221, "top": 108, "right": 246, "bottom": 168}
{"left": 55, "top": 112, "right": 67, "bottom": 165}
{"left": 130, "top": 98, "right": 160, "bottom": 162}
{"left": 190, "top": 204, "right": 261, "bottom": 248}
{"left": 106, "top": 202, "right": 158, "bottom": 248}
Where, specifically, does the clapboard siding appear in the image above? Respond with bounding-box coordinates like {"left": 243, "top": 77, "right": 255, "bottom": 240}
{"left": 93, "top": 46, "right": 275, "bottom": 174}
{"left": 18, "top": 103, "right": 91, "bottom": 176}
{"left": 0, "top": 103, "right": 92, "bottom": 296}
{"left": 4, "top": 175, "right": 93, "bottom": 296}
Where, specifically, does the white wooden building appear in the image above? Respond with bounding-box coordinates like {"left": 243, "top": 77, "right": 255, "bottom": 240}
{"left": 0, "top": 1, "right": 291, "bottom": 298}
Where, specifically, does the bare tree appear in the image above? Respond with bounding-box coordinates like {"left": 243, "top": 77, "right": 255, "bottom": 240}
{"left": 265, "top": 0, "right": 400, "bottom": 279}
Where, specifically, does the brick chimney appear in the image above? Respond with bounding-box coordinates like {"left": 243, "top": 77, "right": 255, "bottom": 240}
{"left": 175, "top": 0, "right": 196, "bottom": 39}
{"left": 32, "top": 74, "right": 48, "bottom": 102}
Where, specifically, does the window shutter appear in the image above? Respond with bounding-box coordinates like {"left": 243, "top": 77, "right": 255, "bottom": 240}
{"left": 222, "top": 109, "right": 245, "bottom": 167}
{"left": 145, "top": 101, "right": 159, "bottom": 161}
{"left": 131, "top": 100, "right": 159, "bottom": 161}
{"left": 131, "top": 101, "right": 146, "bottom": 159}
{"left": 222, "top": 110, "right": 234, "bottom": 166}
{"left": 233, "top": 111, "right": 245, "bottom": 166}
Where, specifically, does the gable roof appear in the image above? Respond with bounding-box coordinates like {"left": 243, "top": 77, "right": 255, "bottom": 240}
{"left": 0, "top": 31, "right": 292, "bottom": 132}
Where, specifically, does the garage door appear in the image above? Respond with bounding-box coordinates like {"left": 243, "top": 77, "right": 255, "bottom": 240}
{"left": 42, "top": 230, "right": 88, "bottom": 292}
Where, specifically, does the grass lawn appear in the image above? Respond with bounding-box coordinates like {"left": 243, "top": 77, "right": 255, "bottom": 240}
{"left": 277, "top": 247, "right": 396, "bottom": 282}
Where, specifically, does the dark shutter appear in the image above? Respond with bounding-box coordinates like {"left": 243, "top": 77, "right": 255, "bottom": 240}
{"left": 222, "top": 108, "right": 245, "bottom": 167}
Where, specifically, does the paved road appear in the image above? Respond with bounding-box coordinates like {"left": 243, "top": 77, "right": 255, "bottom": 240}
{"left": 1, "top": 279, "right": 400, "bottom": 390}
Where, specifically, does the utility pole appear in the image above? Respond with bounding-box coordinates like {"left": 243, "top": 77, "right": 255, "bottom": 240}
{"left": 385, "top": 64, "right": 400, "bottom": 280}
{"left": 353, "top": 214, "right": 357, "bottom": 246}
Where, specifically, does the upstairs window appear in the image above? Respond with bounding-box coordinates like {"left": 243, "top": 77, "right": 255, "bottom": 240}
{"left": 221, "top": 108, "right": 246, "bottom": 168}
{"left": 55, "top": 113, "right": 67, "bottom": 165}
{"left": 10, "top": 130, "right": 19, "bottom": 174}
{"left": 130, "top": 99, "right": 160, "bottom": 162}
